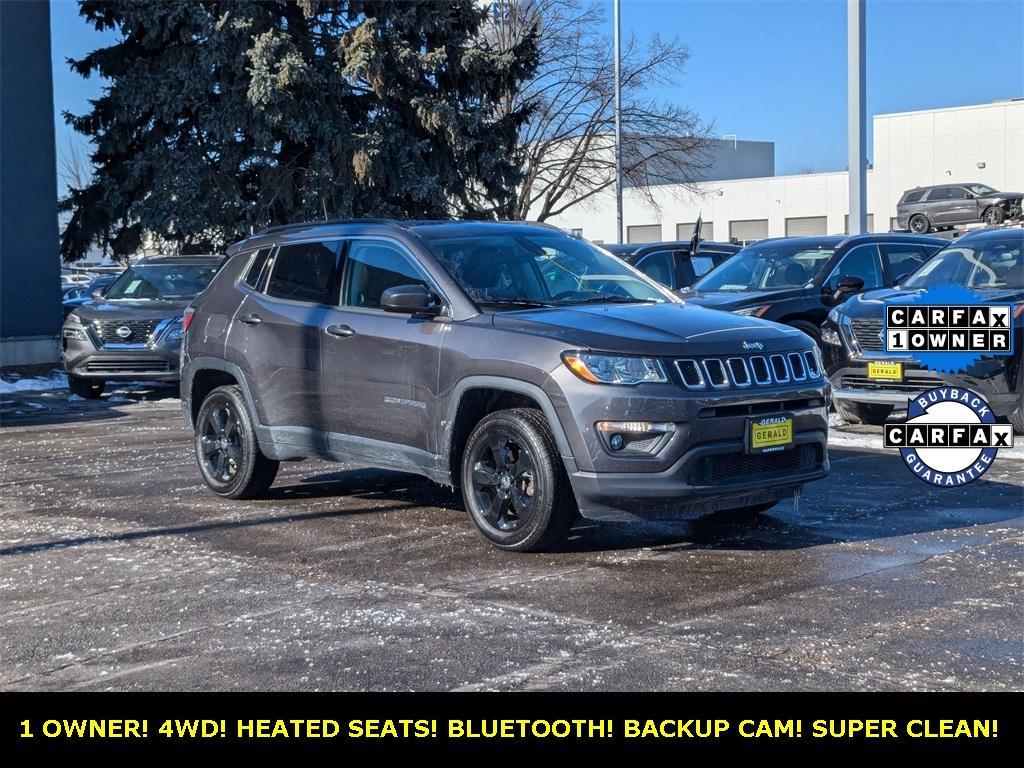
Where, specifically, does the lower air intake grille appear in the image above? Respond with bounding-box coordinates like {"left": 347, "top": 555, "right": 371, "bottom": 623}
{"left": 84, "top": 359, "right": 171, "bottom": 374}
{"left": 687, "top": 444, "right": 822, "bottom": 486}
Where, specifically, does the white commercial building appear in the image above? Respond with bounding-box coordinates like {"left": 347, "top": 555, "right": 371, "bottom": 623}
{"left": 538, "top": 99, "right": 1024, "bottom": 245}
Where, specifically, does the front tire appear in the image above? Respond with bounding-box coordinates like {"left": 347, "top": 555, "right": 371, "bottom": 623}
{"left": 788, "top": 319, "right": 822, "bottom": 347}
{"left": 834, "top": 399, "right": 894, "bottom": 426}
{"left": 461, "top": 408, "right": 575, "bottom": 552}
{"left": 908, "top": 214, "right": 930, "bottom": 234}
{"left": 195, "top": 384, "right": 278, "bottom": 499}
{"left": 68, "top": 375, "right": 104, "bottom": 399}
{"left": 983, "top": 206, "right": 1006, "bottom": 226}
{"left": 1009, "top": 391, "right": 1024, "bottom": 435}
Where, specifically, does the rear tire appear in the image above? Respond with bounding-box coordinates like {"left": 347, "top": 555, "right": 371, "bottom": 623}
{"left": 195, "top": 384, "right": 278, "bottom": 499}
{"left": 461, "top": 408, "right": 575, "bottom": 552}
{"left": 1009, "top": 392, "right": 1024, "bottom": 435}
{"left": 908, "top": 214, "right": 930, "bottom": 234}
{"left": 983, "top": 206, "right": 1006, "bottom": 226}
{"left": 834, "top": 398, "right": 894, "bottom": 426}
{"left": 68, "top": 375, "right": 104, "bottom": 399}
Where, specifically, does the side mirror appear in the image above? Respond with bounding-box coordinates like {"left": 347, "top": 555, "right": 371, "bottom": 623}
{"left": 831, "top": 275, "right": 864, "bottom": 303}
{"left": 90, "top": 287, "right": 106, "bottom": 300}
{"left": 380, "top": 284, "right": 441, "bottom": 315}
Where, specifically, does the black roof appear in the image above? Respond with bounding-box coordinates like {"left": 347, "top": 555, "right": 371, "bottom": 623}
{"left": 603, "top": 240, "right": 741, "bottom": 261}
{"left": 955, "top": 226, "right": 1024, "bottom": 242}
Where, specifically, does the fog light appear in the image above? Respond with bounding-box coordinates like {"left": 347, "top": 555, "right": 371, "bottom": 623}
{"left": 821, "top": 327, "right": 841, "bottom": 347}
{"left": 596, "top": 421, "right": 675, "bottom": 455}
{"left": 63, "top": 327, "right": 86, "bottom": 341}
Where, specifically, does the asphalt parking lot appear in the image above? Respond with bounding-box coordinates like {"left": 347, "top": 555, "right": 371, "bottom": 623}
{"left": 1, "top": 383, "right": 1022, "bottom": 692}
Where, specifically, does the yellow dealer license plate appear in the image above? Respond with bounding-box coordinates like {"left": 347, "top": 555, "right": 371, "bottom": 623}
{"left": 867, "top": 361, "right": 903, "bottom": 381}
{"left": 749, "top": 415, "right": 793, "bottom": 453}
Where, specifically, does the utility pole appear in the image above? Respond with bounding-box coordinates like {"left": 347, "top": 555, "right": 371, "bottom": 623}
{"left": 848, "top": 0, "right": 867, "bottom": 234}
{"left": 613, "top": 0, "right": 623, "bottom": 243}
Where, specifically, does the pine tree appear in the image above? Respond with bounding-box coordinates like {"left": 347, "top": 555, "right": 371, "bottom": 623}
{"left": 59, "top": 0, "right": 537, "bottom": 262}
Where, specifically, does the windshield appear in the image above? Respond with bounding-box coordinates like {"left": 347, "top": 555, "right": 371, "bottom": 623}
{"left": 692, "top": 242, "right": 835, "bottom": 292}
{"left": 423, "top": 232, "right": 673, "bottom": 308}
{"left": 104, "top": 263, "right": 220, "bottom": 300}
{"left": 968, "top": 184, "right": 998, "bottom": 196}
{"left": 901, "top": 236, "right": 1023, "bottom": 290}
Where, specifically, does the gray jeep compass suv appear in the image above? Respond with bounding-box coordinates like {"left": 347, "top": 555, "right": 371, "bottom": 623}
{"left": 181, "top": 220, "right": 829, "bottom": 551}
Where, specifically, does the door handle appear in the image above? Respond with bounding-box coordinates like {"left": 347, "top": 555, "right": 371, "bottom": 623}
{"left": 239, "top": 313, "right": 262, "bottom": 326}
{"left": 324, "top": 324, "right": 355, "bottom": 338}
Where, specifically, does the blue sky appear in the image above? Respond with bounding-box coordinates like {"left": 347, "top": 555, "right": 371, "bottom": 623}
{"left": 51, "top": 0, "right": 1024, "bottom": 181}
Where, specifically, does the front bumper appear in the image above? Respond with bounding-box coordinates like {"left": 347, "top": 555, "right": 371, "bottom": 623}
{"left": 547, "top": 365, "right": 830, "bottom": 520}
{"left": 62, "top": 327, "right": 182, "bottom": 381}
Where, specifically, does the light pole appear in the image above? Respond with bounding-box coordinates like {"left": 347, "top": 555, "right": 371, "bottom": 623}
{"left": 848, "top": 0, "right": 867, "bottom": 234}
{"left": 613, "top": 0, "right": 623, "bottom": 243}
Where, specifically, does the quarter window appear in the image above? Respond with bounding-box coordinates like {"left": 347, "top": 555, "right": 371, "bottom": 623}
{"left": 243, "top": 248, "right": 272, "bottom": 289}
{"left": 266, "top": 241, "right": 341, "bottom": 304}
{"left": 342, "top": 240, "right": 429, "bottom": 310}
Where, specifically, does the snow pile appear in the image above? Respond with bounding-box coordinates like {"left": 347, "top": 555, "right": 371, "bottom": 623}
{"left": 0, "top": 371, "right": 67, "bottom": 394}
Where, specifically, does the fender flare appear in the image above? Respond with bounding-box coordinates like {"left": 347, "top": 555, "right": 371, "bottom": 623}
{"left": 182, "top": 357, "right": 260, "bottom": 428}
{"left": 443, "top": 375, "right": 577, "bottom": 474}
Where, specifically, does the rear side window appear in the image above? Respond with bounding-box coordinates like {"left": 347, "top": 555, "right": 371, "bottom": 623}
{"left": 880, "top": 244, "right": 927, "bottom": 281}
{"left": 343, "top": 240, "right": 428, "bottom": 309}
{"left": 902, "top": 190, "right": 925, "bottom": 204}
{"left": 926, "top": 187, "right": 950, "bottom": 201}
{"left": 266, "top": 240, "right": 341, "bottom": 304}
{"left": 243, "top": 248, "right": 272, "bottom": 289}
{"left": 635, "top": 250, "right": 674, "bottom": 287}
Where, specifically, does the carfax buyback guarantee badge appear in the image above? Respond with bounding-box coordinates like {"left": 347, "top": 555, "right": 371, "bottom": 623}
{"left": 882, "top": 285, "right": 1015, "bottom": 486}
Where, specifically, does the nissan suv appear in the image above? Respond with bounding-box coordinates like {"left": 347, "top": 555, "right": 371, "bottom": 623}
{"left": 822, "top": 228, "right": 1023, "bottom": 430}
{"left": 62, "top": 254, "right": 222, "bottom": 398}
{"left": 181, "top": 220, "right": 829, "bottom": 551}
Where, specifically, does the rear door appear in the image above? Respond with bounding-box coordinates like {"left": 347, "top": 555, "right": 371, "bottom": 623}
{"left": 319, "top": 238, "right": 446, "bottom": 458}
{"left": 925, "top": 187, "right": 953, "bottom": 224}
{"left": 228, "top": 240, "right": 342, "bottom": 430}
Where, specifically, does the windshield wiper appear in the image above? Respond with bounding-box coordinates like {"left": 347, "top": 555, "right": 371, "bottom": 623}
{"left": 555, "top": 294, "right": 656, "bottom": 305}
{"left": 478, "top": 299, "right": 555, "bottom": 309}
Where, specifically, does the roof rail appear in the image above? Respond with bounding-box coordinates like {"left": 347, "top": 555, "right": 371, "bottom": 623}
{"left": 255, "top": 218, "right": 399, "bottom": 236}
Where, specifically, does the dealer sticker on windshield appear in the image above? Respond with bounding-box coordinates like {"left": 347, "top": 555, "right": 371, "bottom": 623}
{"left": 749, "top": 415, "right": 793, "bottom": 453}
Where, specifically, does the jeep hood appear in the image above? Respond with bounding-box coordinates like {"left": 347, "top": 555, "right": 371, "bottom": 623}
{"left": 490, "top": 302, "right": 810, "bottom": 356}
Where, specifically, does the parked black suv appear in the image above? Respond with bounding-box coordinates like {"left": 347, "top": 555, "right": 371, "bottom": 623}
{"left": 62, "top": 254, "right": 222, "bottom": 398}
{"left": 822, "top": 227, "right": 1023, "bottom": 430}
{"left": 896, "top": 183, "right": 1023, "bottom": 234}
{"left": 181, "top": 220, "right": 830, "bottom": 551}
{"left": 681, "top": 234, "right": 946, "bottom": 344}
{"left": 602, "top": 240, "right": 740, "bottom": 291}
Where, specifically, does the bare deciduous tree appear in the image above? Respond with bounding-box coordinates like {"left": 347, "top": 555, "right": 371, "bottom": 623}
{"left": 479, "top": 0, "right": 713, "bottom": 221}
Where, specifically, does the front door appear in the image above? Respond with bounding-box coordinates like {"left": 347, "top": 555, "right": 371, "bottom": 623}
{"left": 319, "top": 238, "right": 446, "bottom": 463}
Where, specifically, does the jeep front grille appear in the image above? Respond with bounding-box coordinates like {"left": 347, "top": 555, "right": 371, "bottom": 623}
{"left": 675, "top": 351, "right": 821, "bottom": 391}
{"left": 850, "top": 317, "right": 884, "bottom": 352}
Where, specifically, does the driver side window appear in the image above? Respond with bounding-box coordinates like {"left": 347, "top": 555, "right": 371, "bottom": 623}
{"left": 827, "top": 244, "right": 885, "bottom": 291}
{"left": 342, "top": 240, "right": 430, "bottom": 310}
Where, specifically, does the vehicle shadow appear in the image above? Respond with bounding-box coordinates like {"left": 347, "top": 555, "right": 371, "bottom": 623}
{"left": 0, "top": 384, "right": 180, "bottom": 428}
{"left": 289, "top": 445, "right": 1024, "bottom": 554}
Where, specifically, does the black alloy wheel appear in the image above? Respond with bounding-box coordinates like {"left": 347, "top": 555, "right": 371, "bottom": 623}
{"left": 469, "top": 430, "right": 538, "bottom": 533}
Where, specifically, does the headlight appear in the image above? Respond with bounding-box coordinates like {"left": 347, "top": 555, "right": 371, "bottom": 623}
{"left": 562, "top": 352, "right": 668, "bottom": 385}
{"left": 821, "top": 326, "right": 841, "bottom": 347}
{"left": 827, "top": 307, "right": 842, "bottom": 324}
{"left": 734, "top": 305, "right": 770, "bottom": 317}
{"left": 62, "top": 327, "right": 87, "bottom": 340}
{"left": 162, "top": 317, "right": 184, "bottom": 343}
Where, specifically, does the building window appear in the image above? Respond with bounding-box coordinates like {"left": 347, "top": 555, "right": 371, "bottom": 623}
{"left": 570, "top": 228, "right": 584, "bottom": 237}
{"left": 729, "top": 219, "right": 769, "bottom": 244}
{"left": 784, "top": 216, "right": 828, "bottom": 237}
{"left": 626, "top": 224, "right": 662, "bottom": 244}
{"left": 844, "top": 214, "right": 875, "bottom": 234}
{"left": 676, "top": 221, "right": 714, "bottom": 241}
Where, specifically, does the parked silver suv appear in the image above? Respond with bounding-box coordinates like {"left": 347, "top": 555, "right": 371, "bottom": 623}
{"left": 896, "top": 183, "right": 1022, "bottom": 233}
{"left": 181, "top": 221, "right": 829, "bottom": 551}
